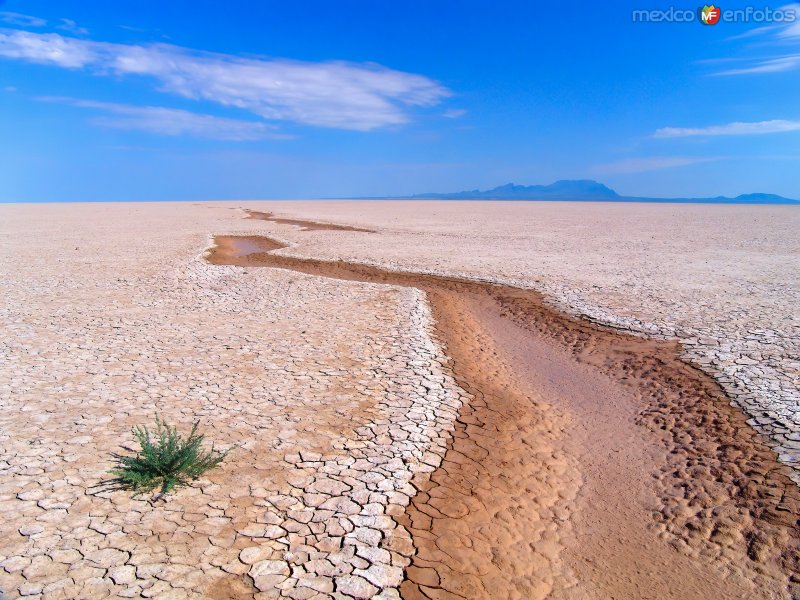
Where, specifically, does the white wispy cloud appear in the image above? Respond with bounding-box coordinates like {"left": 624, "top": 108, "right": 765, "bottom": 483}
{"left": 711, "top": 3, "right": 800, "bottom": 74}
{"left": 714, "top": 53, "right": 800, "bottom": 75}
{"left": 39, "top": 97, "right": 286, "bottom": 140}
{"left": 780, "top": 20, "right": 800, "bottom": 38}
{"left": 723, "top": 3, "right": 800, "bottom": 40}
{"left": 0, "top": 12, "right": 46, "bottom": 28}
{"left": 0, "top": 28, "right": 450, "bottom": 130}
{"left": 57, "top": 19, "right": 88, "bottom": 36}
{"left": 592, "top": 156, "right": 719, "bottom": 174}
{"left": 443, "top": 108, "right": 467, "bottom": 119}
{"left": 654, "top": 119, "right": 800, "bottom": 137}
{"left": 0, "top": 29, "right": 95, "bottom": 67}
{"left": 725, "top": 24, "right": 779, "bottom": 41}
{"left": 777, "top": 2, "right": 800, "bottom": 37}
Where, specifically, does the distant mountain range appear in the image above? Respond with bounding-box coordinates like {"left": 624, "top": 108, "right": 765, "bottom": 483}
{"left": 389, "top": 180, "right": 800, "bottom": 204}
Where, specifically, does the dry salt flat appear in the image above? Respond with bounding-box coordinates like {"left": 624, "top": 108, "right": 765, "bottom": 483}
{"left": 238, "top": 200, "right": 800, "bottom": 483}
{"left": 2, "top": 199, "right": 799, "bottom": 600}
{"left": 0, "top": 202, "right": 468, "bottom": 599}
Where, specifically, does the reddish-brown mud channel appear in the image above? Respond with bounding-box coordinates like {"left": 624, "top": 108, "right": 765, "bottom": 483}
{"left": 207, "top": 234, "right": 799, "bottom": 599}
{"left": 245, "top": 210, "right": 376, "bottom": 233}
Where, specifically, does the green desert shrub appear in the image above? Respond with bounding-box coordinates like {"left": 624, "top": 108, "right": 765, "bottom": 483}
{"left": 109, "top": 416, "right": 232, "bottom": 499}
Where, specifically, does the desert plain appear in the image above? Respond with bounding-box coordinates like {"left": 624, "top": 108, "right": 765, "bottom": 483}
{"left": 1, "top": 200, "right": 799, "bottom": 599}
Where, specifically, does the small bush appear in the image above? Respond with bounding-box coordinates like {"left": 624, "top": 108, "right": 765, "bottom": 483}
{"left": 109, "top": 416, "right": 232, "bottom": 499}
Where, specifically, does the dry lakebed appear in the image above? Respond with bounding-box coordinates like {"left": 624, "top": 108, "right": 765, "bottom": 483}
{"left": 1, "top": 200, "right": 798, "bottom": 599}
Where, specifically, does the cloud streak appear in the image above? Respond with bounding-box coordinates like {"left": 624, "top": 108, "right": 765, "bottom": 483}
{"left": 0, "top": 28, "right": 450, "bottom": 131}
{"left": 654, "top": 119, "right": 800, "bottom": 137}
{"left": 592, "top": 156, "right": 719, "bottom": 174}
{"left": 714, "top": 53, "right": 800, "bottom": 75}
{"left": 710, "top": 4, "right": 800, "bottom": 75}
{"left": 40, "top": 97, "right": 287, "bottom": 141}
{"left": 0, "top": 12, "right": 46, "bottom": 28}
{"left": 57, "top": 19, "right": 89, "bottom": 36}
{"left": 442, "top": 108, "right": 467, "bottom": 119}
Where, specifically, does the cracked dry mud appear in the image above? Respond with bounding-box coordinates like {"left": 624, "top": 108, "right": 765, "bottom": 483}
{"left": 1, "top": 204, "right": 465, "bottom": 599}
{"left": 247, "top": 201, "right": 800, "bottom": 485}
{"left": 209, "top": 229, "right": 799, "bottom": 599}
{"left": 1, "top": 201, "right": 799, "bottom": 600}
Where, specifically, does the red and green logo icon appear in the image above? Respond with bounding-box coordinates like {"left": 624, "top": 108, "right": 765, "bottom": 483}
{"left": 699, "top": 5, "right": 721, "bottom": 25}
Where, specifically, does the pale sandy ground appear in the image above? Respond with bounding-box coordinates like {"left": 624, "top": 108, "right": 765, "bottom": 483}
{"left": 1, "top": 200, "right": 798, "bottom": 600}
{"left": 239, "top": 200, "right": 800, "bottom": 482}
{"left": 0, "top": 203, "right": 466, "bottom": 599}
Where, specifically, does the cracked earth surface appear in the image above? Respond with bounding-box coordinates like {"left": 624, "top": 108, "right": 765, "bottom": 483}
{"left": 209, "top": 229, "right": 798, "bottom": 600}
{"left": 2, "top": 201, "right": 798, "bottom": 599}
{"left": 248, "top": 201, "right": 800, "bottom": 484}
{"left": 1, "top": 204, "right": 465, "bottom": 599}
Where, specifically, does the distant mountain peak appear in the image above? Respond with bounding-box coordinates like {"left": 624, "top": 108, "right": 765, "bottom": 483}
{"left": 405, "top": 180, "right": 798, "bottom": 204}
{"left": 412, "top": 179, "right": 620, "bottom": 200}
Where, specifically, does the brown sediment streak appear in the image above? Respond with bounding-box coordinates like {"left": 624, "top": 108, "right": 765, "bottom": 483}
{"left": 244, "top": 209, "right": 376, "bottom": 233}
{"left": 207, "top": 235, "right": 800, "bottom": 599}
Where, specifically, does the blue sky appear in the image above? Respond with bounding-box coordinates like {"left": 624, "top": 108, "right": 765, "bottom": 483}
{"left": 1, "top": 0, "right": 799, "bottom": 201}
